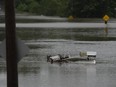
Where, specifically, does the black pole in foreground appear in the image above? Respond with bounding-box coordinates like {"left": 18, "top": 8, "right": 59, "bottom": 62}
{"left": 5, "top": 0, "right": 18, "bottom": 87}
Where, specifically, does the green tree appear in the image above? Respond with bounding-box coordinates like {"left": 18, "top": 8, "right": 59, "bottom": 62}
{"left": 16, "top": 0, "right": 116, "bottom": 17}
{"left": 39, "top": 0, "right": 59, "bottom": 16}
{"left": 68, "top": 0, "right": 116, "bottom": 18}
{"left": 16, "top": 0, "right": 69, "bottom": 16}
{"left": 17, "top": 3, "right": 28, "bottom": 11}
{"left": 28, "top": 1, "right": 40, "bottom": 14}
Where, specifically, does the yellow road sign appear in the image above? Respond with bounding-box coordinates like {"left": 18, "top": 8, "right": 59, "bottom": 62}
{"left": 103, "top": 15, "right": 110, "bottom": 21}
{"left": 68, "top": 15, "right": 74, "bottom": 20}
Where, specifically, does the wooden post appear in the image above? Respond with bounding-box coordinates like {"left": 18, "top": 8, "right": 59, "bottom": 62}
{"left": 5, "top": 0, "right": 18, "bottom": 87}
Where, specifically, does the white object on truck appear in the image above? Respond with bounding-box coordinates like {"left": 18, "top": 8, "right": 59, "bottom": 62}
{"left": 87, "top": 51, "right": 97, "bottom": 57}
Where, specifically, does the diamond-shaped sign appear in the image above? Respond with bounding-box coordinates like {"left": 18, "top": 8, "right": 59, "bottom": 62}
{"left": 103, "top": 15, "right": 110, "bottom": 21}
{"left": 0, "top": 38, "right": 29, "bottom": 62}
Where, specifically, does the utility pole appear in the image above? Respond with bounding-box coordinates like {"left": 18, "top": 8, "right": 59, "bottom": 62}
{"left": 5, "top": 0, "right": 18, "bottom": 87}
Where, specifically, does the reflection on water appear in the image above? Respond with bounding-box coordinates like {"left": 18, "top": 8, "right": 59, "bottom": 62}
{"left": 87, "top": 66, "right": 96, "bottom": 87}
{"left": 21, "top": 39, "right": 116, "bottom": 87}
{"left": 0, "top": 72, "right": 6, "bottom": 87}
{"left": 1, "top": 40, "right": 116, "bottom": 87}
{"left": 18, "top": 61, "right": 116, "bottom": 87}
{"left": 0, "top": 27, "right": 116, "bottom": 41}
{"left": 16, "top": 28, "right": 116, "bottom": 41}
{"left": 0, "top": 27, "right": 116, "bottom": 87}
{"left": 18, "top": 62, "right": 97, "bottom": 87}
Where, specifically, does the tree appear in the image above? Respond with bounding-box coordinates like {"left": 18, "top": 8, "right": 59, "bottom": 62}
{"left": 68, "top": 0, "right": 116, "bottom": 18}
{"left": 16, "top": 0, "right": 69, "bottom": 16}
{"left": 16, "top": 0, "right": 116, "bottom": 18}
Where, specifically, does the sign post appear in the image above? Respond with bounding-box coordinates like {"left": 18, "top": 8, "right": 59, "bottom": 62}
{"left": 5, "top": 0, "right": 18, "bottom": 87}
{"left": 103, "top": 15, "right": 109, "bottom": 36}
{"left": 103, "top": 15, "right": 110, "bottom": 24}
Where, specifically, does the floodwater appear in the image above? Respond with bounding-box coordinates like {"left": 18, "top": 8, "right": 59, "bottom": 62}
{"left": 0, "top": 17, "right": 116, "bottom": 87}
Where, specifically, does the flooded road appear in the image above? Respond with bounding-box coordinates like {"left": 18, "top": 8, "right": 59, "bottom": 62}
{"left": 0, "top": 22, "right": 116, "bottom": 28}
{"left": 0, "top": 16, "right": 116, "bottom": 87}
{"left": 20, "top": 39, "right": 116, "bottom": 87}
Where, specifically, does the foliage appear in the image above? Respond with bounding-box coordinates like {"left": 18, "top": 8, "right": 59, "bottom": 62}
{"left": 68, "top": 0, "right": 116, "bottom": 18}
{"left": 16, "top": 0, "right": 69, "bottom": 16}
{"left": 17, "top": 3, "right": 28, "bottom": 11}
{"left": 16, "top": 0, "right": 116, "bottom": 18}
